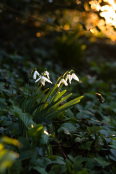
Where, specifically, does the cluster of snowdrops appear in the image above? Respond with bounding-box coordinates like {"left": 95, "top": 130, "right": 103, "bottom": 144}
{"left": 33, "top": 70, "right": 79, "bottom": 86}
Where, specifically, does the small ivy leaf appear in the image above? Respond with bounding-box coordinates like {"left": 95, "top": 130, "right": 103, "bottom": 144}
{"left": 109, "top": 139, "right": 116, "bottom": 150}
{"left": 32, "top": 166, "right": 48, "bottom": 174}
{"left": 94, "top": 157, "right": 110, "bottom": 168}
{"left": 58, "top": 123, "right": 76, "bottom": 135}
{"left": 109, "top": 149, "right": 116, "bottom": 162}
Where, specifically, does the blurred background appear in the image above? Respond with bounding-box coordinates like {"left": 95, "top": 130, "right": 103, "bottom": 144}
{"left": 1, "top": 0, "right": 116, "bottom": 75}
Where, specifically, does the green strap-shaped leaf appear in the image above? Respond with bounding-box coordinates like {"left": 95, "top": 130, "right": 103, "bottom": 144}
{"left": 52, "top": 90, "right": 67, "bottom": 102}
{"left": 52, "top": 93, "right": 72, "bottom": 110}
{"left": 47, "top": 96, "right": 83, "bottom": 119}
{"left": 33, "top": 101, "right": 58, "bottom": 122}
{"left": 39, "top": 93, "right": 72, "bottom": 118}
{"left": 57, "top": 96, "right": 83, "bottom": 111}
{"left": 41, "top": 84, "right": 58, "bottom": 103}
{"left": 35, "top": 88, "right": 49, "bottom": 102}
{"left": 22, "top": 88, "right": 49, "bottom": 112}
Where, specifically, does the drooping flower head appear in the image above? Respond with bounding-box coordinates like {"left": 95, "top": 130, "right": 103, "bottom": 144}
{"left": 71, "top": 73, "right": 79, "bottom": 82}
{"left": 33, "top": 70, "right": 52, "bottom": 86}
{"left": 66, "top": 74, "right": 72, "bottom": 84}
{"left": 58, "top": 78, "right": 68, "bottom": 87}
{"left": 57, "top": 71, "right": 79, "bottom": 87}
{"left": 65, "top": 72, "right": 79, "bottom": 84}
{"left": 33, "top": 69, "right": 79, "bottom": 87}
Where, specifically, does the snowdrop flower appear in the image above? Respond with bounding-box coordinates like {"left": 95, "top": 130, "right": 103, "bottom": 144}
{"left": 58, "top": 79, "right": 68, "bottom": 87}
{"left": 71, "top": 73, "right": 79, "bottom": 81}
{"left": 33, "top": 70, "right": 40, "bottom": 79}
{"left": 65, "top": 73, "right": 79, "bottom": 84}
{"left": 43, "top": 71, "right": 50, "bottom": 79}
{"left": 33, "top": 70, "right": 52, "bottom": 86}
{"left": 66, "top": 74, "right": 72, "bottom": 84}
{"left": 35, "top": 75, "right": 52, "bottom": 86}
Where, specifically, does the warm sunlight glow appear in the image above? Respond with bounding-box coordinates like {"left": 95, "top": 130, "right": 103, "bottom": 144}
{"left": 31, "top": 124, "right": 34, "bottom": 128}
{"left": 36, "top": 32, "right": 41, "bottom": 37}
{"left": 90, "top": 0, "right": 116, "bottom": 27}
{"left": 44, "top": 129, "right": 49, "bottom": 135}
{"left": 90, "top": 29, "right": 94, "bottom": 33}
{"left": 73, "top": 16, "right": 79, "bottom": 23}
{"left": 64, "top": 24, "right": 70, "bottom": 30}
{"left": 89, "top": 0, "right": 116, "bottom": 41}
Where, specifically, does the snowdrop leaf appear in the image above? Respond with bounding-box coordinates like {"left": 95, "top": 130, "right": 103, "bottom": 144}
{"left": 53, "top": 90, "right": 67, "bottom": 102}
{"left": 47, "top": 96, "right": 83, "bottom": 119}
{"left": 41, "top": 84, "right": 58, "bottom": 103}
{"left": 52, "top": 93, "right": 72, "bottom": 109}
{"left": 56, "top": 96, "right": 83, "bottom": 112}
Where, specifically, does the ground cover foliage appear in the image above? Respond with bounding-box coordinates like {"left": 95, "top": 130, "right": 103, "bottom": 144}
{"left": 0, "top": 50, "right": 116, "bottom": 174}
{"left": 1, "top": 0, "right": 116, "bottom": 173}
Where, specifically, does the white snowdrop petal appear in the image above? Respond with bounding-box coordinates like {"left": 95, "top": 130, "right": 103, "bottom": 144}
{"left": 58, "top": 79, "right": 68, "bottom": 87}
{"left": 41, "top": 76, "right": 52, "bottom": 84}
{"left": 62, "top": 79, "right": 68, "bottom": 86}
{"left": 68, "top": 75, "right": 72, "bottom": 84}
{"left": 33, "top": 71, "right": 40, "bottom": 79}
{"left": 35, "top": 76, "right": 41, "bottom": 83}
{"left": 41, "top": 79, "right": 45, "bottom": 86}
{"left": 72, "top": 73, "right": 79, "bottom": 81}
{"left": 66, "top": 74, "right": 72, "bottom": 84}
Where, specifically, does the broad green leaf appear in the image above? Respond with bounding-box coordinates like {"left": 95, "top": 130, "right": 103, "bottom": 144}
{"left": 33, "top": 157, "right": 52, "bottom": 169}
{"left": 58, "top": 123, "right": 76, "bottom": 135}
{"left": 48, "top": 156, "right": 66, "bottom": 165}
{"left": 109, "top": 149, "right": 116, "bottom": 161}
{"left": 109, "top": 139, "right": 116, "bottom": 149}
{"left": 49, "top": 164, "right": 66, "bottom": 174}
{"left": 32, "top": 166, "right": 48, "bottom": 174}
{"left": 94, "top": 157, "right": 110, "bottom": 168}
{"left": 13, "top": 106, "right": 36, "bottom": 130}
